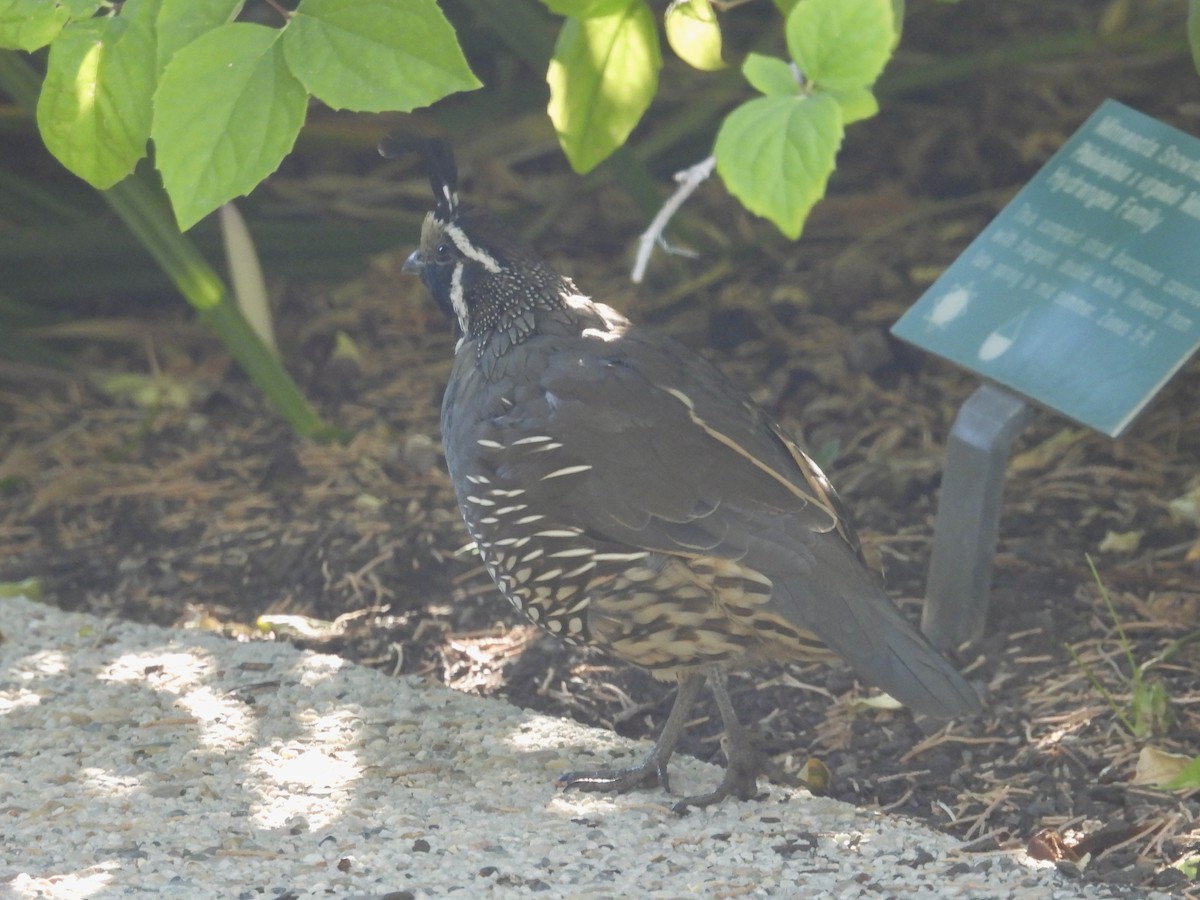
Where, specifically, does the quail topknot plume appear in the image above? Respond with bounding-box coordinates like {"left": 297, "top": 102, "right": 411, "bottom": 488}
{"left": 390, "top": 137, "right": 980, "bottom": 810}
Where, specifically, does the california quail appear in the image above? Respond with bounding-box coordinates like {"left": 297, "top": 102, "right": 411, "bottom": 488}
{"left": 394, "top": 139, "right": 980, "bottom": 810}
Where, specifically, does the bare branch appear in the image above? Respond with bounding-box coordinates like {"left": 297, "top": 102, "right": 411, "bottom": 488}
{"left": 631, "top": 155, "right": 717, "bottom": 284}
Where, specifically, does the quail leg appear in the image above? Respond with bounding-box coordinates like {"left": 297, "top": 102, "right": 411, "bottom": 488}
{"left": 557, "top": 673, "right": 705, "bottom": 796}
{"left": 669, "top": 668, "right": 766, "bottom": 814}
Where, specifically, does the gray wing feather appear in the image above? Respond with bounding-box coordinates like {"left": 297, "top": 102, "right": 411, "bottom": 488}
{"left": 464, "top": 327, "right": 979, "bottom": 718}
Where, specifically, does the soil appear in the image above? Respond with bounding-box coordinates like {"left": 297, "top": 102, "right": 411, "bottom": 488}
{"left": 1, "top": 2, "right": 1198, "bottom": 896}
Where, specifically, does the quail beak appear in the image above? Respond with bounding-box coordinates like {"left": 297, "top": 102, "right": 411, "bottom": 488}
{"left": 402, "top": 250, "right": 424, "bottom": 274}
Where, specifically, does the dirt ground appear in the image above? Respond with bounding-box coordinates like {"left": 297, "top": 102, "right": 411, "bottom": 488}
{"left": 2, "top": 2, "right": 1198, "bottom": 896}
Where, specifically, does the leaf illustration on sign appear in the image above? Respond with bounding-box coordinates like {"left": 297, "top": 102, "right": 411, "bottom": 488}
{"left": 978, "top": 308, "right": 1031, "bottom": 361}
{"left": 926, "top": 284, "right": 973, "bottom": 329}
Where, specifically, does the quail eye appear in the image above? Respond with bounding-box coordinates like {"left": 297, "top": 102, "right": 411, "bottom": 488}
{"left": 434, "top": 242, "right": 455, "bottom": 263}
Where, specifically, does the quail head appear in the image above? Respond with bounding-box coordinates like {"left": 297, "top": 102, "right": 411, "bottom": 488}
{"left": 396, "top": 138, "right": 980, "bottom": 811}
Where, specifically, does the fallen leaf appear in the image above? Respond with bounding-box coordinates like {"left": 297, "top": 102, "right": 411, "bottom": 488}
{"left": 1027, "top": 828, "right": 1079, "bottom": 863}
{"left": 1132, "top": 746, "right": 1196, "bottom": 787}
{"left": 1010, "top": 428, "right": 1088, "bottom": 472}
{"left": 1098, "top": 530, "right": 1142, "bottom": 553}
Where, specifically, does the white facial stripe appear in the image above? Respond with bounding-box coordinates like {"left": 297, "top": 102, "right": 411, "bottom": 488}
{"left": 449, "top": 262, "right": 469, "bottom": 333}
{"left": 443, "top": 223, "right": 502, "bottom": 273}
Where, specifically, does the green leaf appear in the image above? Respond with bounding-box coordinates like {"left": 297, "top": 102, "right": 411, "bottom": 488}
{"left": 155, "top": 0, "right": 244, "bottom": 74}
{"left": 36, "top": 0, "right": 159, "bottom": 189}
{"left": 1164, "top": 755, "right": 1200, "bottom": 790}
{"left": 152, "top": 22, "right": 308, "bottom": 230}
{"left": 0, "top": 1, "right": 104, "bottom": 51}
{"left": 771, "top": 0, "right": 800, "bottom": 14}
{"left": 547, "top": 2, "right": 661, "bottom": 173}
{"left": 825, "top": 85, "right": 878, "bottom": 125}
{"left": 1190, "top": 0, "right": 1200, "bottom": 76}
{"left": 0, "top": 577, "right": 43, "bottom": 600}
{"left": 664, "top": 0, "right": 723, "bottom": 71}
{"left": 0, "top": 0, "right": 72, "bottom": 51}
{"left": 742, "top": 52, "right": 796, "bottom": 96}
{"left": 284, "top": 0, "right": 480, "bottom": 111}
{"left": 890, "top": 0, "right": 904, "bottom": 44}
{"left": 1175, "top": 855, "right": 1200, "bottom": 880}
{"left": 786, "top": 0, "right": 894, "bottom": 91}
{"left": 540, "top": 0, "right": 632, "bottom": 16}
{"left": 714, "top": 91, "right": 843, "bottom": 239}
{"left": 62, "top": 0, "right": 102, "bottom": 13}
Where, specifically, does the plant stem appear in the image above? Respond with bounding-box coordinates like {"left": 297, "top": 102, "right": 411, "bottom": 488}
{"left": 104, "top": 168, "right": 343, "bottom": 440}
{"left": 0, "top": 49, "right": 343, "bottom": 441}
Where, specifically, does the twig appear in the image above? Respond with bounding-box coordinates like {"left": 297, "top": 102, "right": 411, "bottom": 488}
{"left": 631, "top": 156, "right": 716, "bottom": 284}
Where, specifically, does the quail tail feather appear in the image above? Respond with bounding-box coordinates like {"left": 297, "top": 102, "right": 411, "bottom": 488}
{"left": 773, "top": 570, "right": 980, "bottom": 719}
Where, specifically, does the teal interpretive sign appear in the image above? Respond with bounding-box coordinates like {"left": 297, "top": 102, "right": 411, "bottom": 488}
{"left": 893, "top": 100, "right": 1200, "bottom": 436}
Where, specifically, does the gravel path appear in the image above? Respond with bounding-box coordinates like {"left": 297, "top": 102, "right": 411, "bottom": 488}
{"left": 0, "top": 595, "right": 1167, "bottom": 899}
